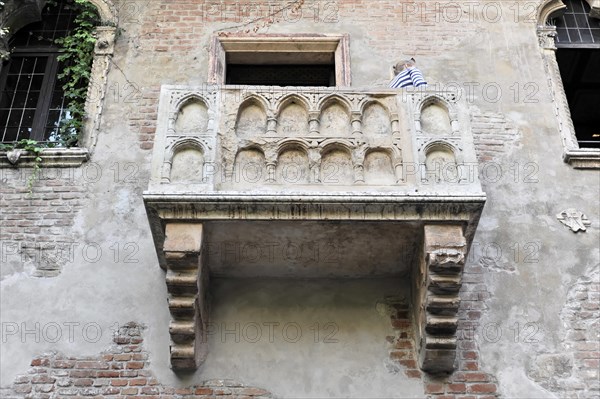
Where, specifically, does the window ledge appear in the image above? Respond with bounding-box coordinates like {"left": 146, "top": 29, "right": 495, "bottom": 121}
{"left": 564, "top": 149, "right": 600, "bottom": 169}
{"left": 0, "top": 148, "right": 90, "bottom": 168}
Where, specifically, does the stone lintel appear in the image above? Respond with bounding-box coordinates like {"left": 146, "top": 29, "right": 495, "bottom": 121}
{"left": 418, "top": 224, "right": 466, "bottom": 375}
{"left": 163, "top": 223, "right": 207, "bottom": 370}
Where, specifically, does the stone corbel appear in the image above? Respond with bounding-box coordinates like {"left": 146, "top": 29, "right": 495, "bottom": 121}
{"left": 537, "top": 26, "right": 557, "bottom": 51}
{"left": 416, "top": 224, "right": 466, "bottom": 374}
{"left": 94, "top": 26, "right": 117, "bottom": 55}
{"left": 163, "top": 223, "right": 208, "bottom": 370}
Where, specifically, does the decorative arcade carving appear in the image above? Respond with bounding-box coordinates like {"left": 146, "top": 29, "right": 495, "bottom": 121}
{"left": 144, "top": 86, "right": 486, "bottom": 372}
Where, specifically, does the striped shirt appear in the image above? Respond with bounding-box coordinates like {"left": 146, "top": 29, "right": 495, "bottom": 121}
{"left": 389, "top": 67, "right": 427, "bottom": 88}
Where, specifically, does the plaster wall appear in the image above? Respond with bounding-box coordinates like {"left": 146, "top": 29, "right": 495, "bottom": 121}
{"left": 1, "top": 1, "right": 599, "bottom": 397}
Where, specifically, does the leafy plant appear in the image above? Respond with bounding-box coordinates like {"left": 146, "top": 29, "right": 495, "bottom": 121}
{"left": 52, "top": 0, "right": 101, "bottom": 147}
{"left": 10, "top": 139, "right": 45, "bottom": 196}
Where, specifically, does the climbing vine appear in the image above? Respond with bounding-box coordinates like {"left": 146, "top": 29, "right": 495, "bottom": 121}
{"left": 52, "top": 0, "right": 101, "bottom": 147}
{"left": 0, "top": 0, "right": 100, "bottom": 194}
{"left": 1, "top": 0, "right": 100, "bottom": 148}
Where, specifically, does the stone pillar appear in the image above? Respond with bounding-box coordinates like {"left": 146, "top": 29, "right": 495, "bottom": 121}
{"left": 416, "top": 224, "right": 466, "bottom": 374}
{"left": 308, "top": 112, "right": 320, "bottom": 135}
{"left": 266, "top": 116, "right": 277, "bottom": 135}
{"left": 391, "top": 113, "right": 401, "bottom": 138}
{"left": 163, "top": 223, "right": 208, "bottom": 370}
{"left": 351, "top": 112, "right": 362, "bottom": 136}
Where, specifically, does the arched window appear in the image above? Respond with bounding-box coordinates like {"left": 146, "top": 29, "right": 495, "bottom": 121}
{"left": 0, "top": 0, "right": 98, "bottom": 145}
{"left": 551, "top": 0, "right": 600, "bottom": 149}
{"left": 537, "top": 0, "right": 600, "bottom": 167}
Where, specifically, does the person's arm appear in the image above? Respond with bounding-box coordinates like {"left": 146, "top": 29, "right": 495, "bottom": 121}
{"left": 408, "top": 67, "right": 427, "bottom": 87}
{"left": 389, "top": 68, "right": 412, "bottom": 88}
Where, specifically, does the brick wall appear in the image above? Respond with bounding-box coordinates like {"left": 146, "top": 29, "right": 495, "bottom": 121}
{"left": 125, "top": 0, "right": 493, "bottom": 149}
{"left": 471, "top": 111, "right": 521, "bottom": 164}
{"left": 385, "top": 299, "right": 422, "bottom": 379}
{"left": 0, "top": 167, "right": 86, "bottom": 277}
{"left": 383, "top": 262, "right": 500, "bottom": 399}
{"left": 424, "top": 262, "right": 499, "bottom": 399}
{"left": 0, "top": 322, "right": 272, "bottom": 399}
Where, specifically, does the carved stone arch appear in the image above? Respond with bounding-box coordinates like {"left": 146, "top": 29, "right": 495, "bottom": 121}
{"left": 275, "top": 95, "right": 311, "bottom": 136}
{"left": 275, "top": 94, "right": 313, "bottom": 116}
{"left": 275, "top": 140, "right": 311, "bottom": 184}
{"left": 1, "top": 0, "right": 118, "bottom": 28}
{"left": 363, "top": 147, "right": 396, "bottom": 185}
{"left": 421, "top": 140, "right": 463, "bottom": 184}
{"left": 359, "top": 99, "right": 392, "bottom": 116}
{"left": 317, "top": 94, "right": 354, "bottom": 114}
{"left": 165, "top": 138, "right": 207, "bottom": 184}
{"left": 361, "top": 100, "right": 394, "bottom": 136}
{"left": 236, "top": 143, "right": 267, "bottom": 158}
{"left": 320, "top": 139, "right": 355, "bottom": 155}
{"left": 0, "top": 1, "right": 43, "bottom": 34}
{"left": 86, "top": 0, "right": 118, "bottom": 24}
{"left": 167, "top": 138, "right": 208, "bottom": 162}
{"left": 537, "top": 0, "right": 567, "bottom": 24}
{"left": 538, "top": 0, "right": 600, "bottom": 21}
{"left": 320, "top": 140, "right": 355, "bottom": 185}
{"left": 365, "top": 146, "right": 393, "bottom": 157}
{"left": 172, "top": 96, "right": 212, "bottom": 135}
{"left": 276, "top": 138, "right": 311, "bottom": 156}
{"left": 234, "top": 96, "right": 269, "bottom": 137}
{"left": 240, "top": 94, "right": 271, "bottom": 114}
{"left": 415, "top": 95, "right": 458, "bottom": 136}
{"left": 415, "top": 95, "right": 457, "bottom": 120}
{"left": 422, "top": 140, "right": 459, "bottom": 160}
{"left": 173, "top": 94, "right": 211, "bottom": 117}
{"left": 318, "top": 96, "right": 353, "bottom": 137}
{"left": 234, "top": 145, "right": 268, "bottom": 184}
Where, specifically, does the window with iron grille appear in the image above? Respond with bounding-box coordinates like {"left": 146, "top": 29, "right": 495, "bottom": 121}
{"left": 0, "top": 0, "right": 78, "bottom": 143}
{"left": 552, "top": 0, "right": 600, "bottom": 149}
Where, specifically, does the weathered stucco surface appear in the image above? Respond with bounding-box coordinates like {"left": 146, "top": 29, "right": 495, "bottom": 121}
{"left": 1, "top": 0, "right": 599, "bottom": 398}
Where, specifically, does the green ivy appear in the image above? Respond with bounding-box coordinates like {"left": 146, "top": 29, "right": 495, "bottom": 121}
{"left": 52, "top": 0, "right": 101, "bottom": 147}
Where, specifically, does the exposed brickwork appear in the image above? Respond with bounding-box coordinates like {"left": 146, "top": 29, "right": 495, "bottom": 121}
{"left": 383, "top": 225, "right": 499, "bottom": 396}
{"left": 0, "top": 168, "right": 86, "bottom": 277}
{"left": 0, "top": 322, "right": 272, "bottom": 399}
{"left": 383, "top": 267, "right": 500, "bottom": 398}
{"left": 528, "top": 264, "right": 600, "bottom": 398}
{"left": 127, "top": 86, "right": 160, "bottom": 151}
{"left": 385, "top": 299, "right": 422, "bottom": 379}
{"left": 425, "top": 261, "right": 500, "bottom": 399}
{"left": 471, "top": 111, "right": 521, "bottom": 164}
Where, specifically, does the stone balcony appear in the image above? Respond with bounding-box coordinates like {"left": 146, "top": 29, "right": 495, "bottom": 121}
{"left": 143, "top": 85, "right": 486, "bottom": 372}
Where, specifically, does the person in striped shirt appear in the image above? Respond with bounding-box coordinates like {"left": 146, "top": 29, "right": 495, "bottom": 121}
{"left": 389, "top": 58, "right": 427, "bottom": 88}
